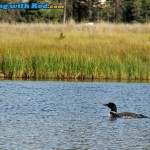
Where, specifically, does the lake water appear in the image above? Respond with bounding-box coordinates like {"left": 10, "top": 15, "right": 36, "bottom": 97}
{"left": 0, "top": 80, "right": 150, "bottom": 150}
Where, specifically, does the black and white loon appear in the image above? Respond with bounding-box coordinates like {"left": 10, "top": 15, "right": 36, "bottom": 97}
{"left": 103, "top": 102, "right": 147, "bottom": 118}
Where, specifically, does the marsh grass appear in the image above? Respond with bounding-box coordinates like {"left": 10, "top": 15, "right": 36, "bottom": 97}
{"left": 0, "top": 23, "right": 150, "bottom": 80}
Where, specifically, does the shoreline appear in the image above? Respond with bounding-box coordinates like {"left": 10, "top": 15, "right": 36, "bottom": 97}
{"left": 0, "top": 23, "right": 150, "bottom": 81}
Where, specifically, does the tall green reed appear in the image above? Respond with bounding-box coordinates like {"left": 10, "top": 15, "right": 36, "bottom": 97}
{"left": 0, "top": 23, "right": 149, "bottom": 80}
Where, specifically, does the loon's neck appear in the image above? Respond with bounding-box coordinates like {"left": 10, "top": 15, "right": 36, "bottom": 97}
{"left": 109, "top": 111, "right": 118, "bottom": 117}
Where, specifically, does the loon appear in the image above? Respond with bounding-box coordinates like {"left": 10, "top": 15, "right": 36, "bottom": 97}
{"left": 103, "top": 102, "right": 147, "bottom": 118}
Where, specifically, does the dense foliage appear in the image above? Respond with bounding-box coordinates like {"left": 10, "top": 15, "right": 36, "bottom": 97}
{"left": 0, "top": 0, "right": 149, "bottom": 23}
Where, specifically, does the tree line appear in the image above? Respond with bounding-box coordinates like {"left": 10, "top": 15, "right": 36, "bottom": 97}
{"left": 0, "top": 0, "right": 149, "bottom": 23}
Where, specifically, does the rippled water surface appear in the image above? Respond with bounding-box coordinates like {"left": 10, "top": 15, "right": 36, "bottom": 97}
{"left": 0, "top": 81, "right": 150, "bottom": 150}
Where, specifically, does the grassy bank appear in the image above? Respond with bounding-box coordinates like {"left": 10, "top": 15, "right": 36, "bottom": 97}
{"left": 0, "top": 23, "right": 150, "bottom": 80}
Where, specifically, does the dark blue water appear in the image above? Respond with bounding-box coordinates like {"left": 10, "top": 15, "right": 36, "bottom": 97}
{"left": 0, "top": 81, "right": 150, "bottom": 150}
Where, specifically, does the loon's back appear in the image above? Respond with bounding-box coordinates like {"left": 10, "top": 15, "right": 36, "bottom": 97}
{"left": 110, "top": 111, "right": 147, "bottom": 118}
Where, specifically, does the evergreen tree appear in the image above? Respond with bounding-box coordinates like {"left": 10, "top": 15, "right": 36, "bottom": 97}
{"left": 123, "top": 0, "right": 143, "bottom": 23}
{"left": 131, "top": 0, "right": 142, "bottom": 22}
{"left": 112, "top": 0, "right": 124, "bottom": 22}
{"left": 73, "top": 0, "right": 89, "bottom": 22}
{"left": 141, "top": 0, "right": 150, "bottom": 22}
{"left": 122, "top": 0, "right": 132, "bottom": 22}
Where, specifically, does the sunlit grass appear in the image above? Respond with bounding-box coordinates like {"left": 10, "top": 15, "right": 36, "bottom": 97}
{"left": 0, "top": 23, "right": 150, "bottom": 80}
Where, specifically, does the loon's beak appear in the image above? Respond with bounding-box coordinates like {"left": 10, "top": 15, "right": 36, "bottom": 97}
{"left": 103, "top": 103, "right": 108, "bottom": 106}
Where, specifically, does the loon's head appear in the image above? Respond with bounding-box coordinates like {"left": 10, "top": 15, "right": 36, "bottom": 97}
{"left": 103, "top": 102, "right": 117, "bottom": 112}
